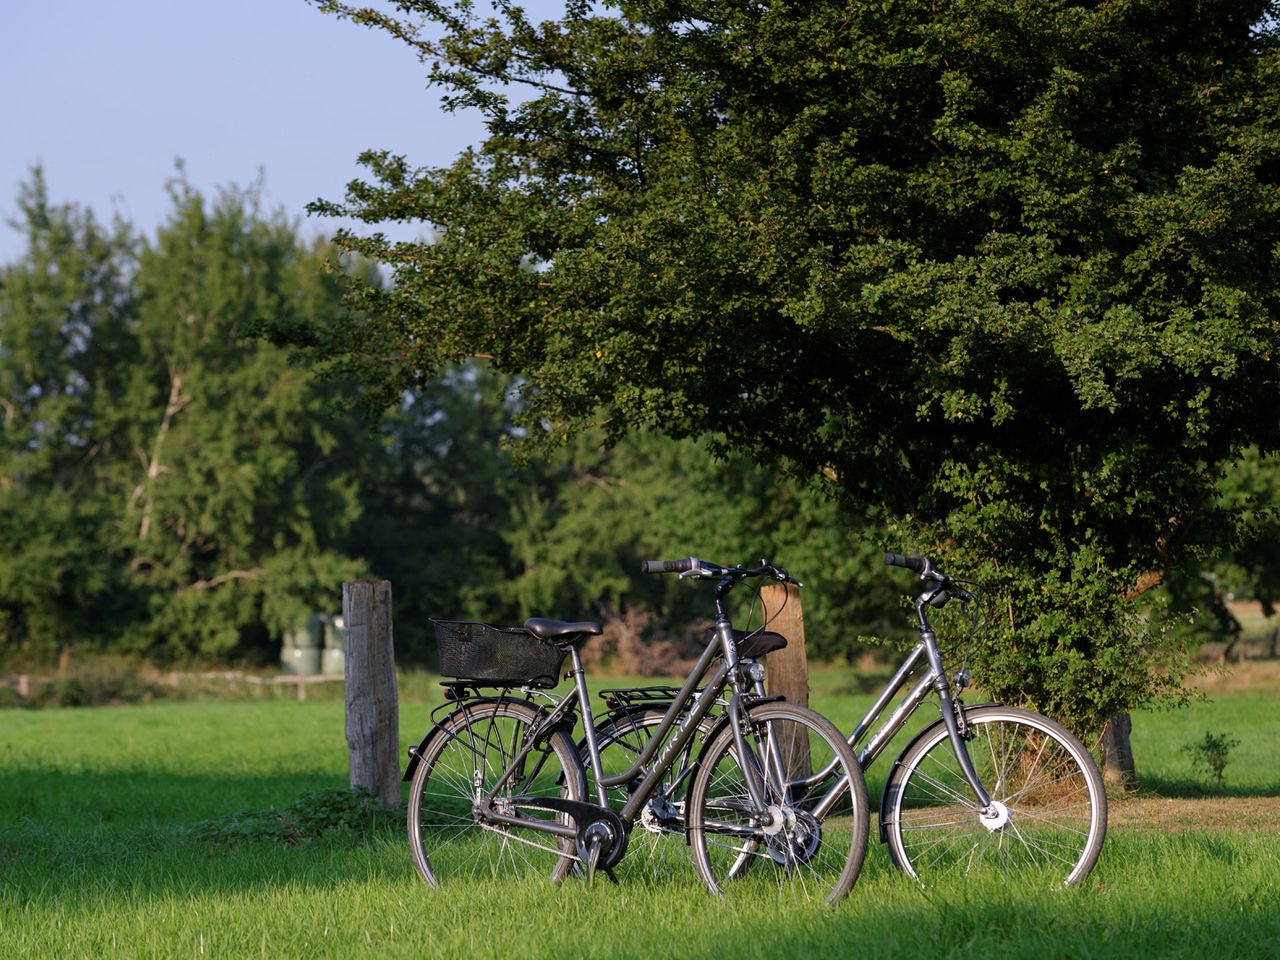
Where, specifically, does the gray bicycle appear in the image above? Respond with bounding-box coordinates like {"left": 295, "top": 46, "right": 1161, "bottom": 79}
{"left": 403, "top": 559, "right": 870, "bottom": 903}
{"left": 594, "top": 553, "right": 1108, "bottom": 888}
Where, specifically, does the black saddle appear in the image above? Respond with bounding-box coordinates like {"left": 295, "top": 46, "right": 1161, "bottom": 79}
{"left": 524, "top": 618, "right": 603, "bottom": 645}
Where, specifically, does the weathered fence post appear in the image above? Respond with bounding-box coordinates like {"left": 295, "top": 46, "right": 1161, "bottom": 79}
{"left": 343, "top": 579, "right": 400, "bottom": 806}
{"left": 761, "top": 581, "right": 809, "bottom": 707}
{"left": 761, "top": 581, "right": 810, "bottom": 776}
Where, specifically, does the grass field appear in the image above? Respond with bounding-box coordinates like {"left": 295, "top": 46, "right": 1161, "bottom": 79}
{"left": 2, "top": 666, "right": 1278, "bottom": 959}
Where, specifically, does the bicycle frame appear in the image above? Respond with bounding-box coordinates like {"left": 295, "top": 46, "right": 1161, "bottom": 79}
{"left": 796, "top": 586, "right": 995, "bottom": 821}
{"left": 468, "top": 594, "right": 767, "bottom": 843}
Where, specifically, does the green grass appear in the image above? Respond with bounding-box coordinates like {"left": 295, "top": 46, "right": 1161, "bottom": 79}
{"left": 2, "top": 673, "right": 1279, "bottom": 959}
{"left": 1128, "top": 690, "right": 1280, "bottom": 796}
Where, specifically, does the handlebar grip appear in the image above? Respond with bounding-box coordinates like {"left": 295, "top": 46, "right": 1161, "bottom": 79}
{"left": 641, "top": 558, "right": 696, "bottom": 574}
{"left": 884, "top": 552, "right": 929, "bottom": 574}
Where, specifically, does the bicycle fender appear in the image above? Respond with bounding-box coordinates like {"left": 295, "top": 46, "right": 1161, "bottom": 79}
{"left": 402, "top": 695, "right": 543, "bottom": 782}
{"left": 875, "top": 702, "right": 1004, "bottom": 843}
{"left": 403, "top": 729, "right": 437, "bottom": 782}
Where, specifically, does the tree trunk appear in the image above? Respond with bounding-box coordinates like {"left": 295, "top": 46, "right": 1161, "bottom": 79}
{"left": 1101, "top": 712, "right": 1138, "bottom": 792}
{"left": 761, "top": 581, "right": 810, "bottom": 777}
{"left": 343, "top": 580, "right": 400, "bottom": 807}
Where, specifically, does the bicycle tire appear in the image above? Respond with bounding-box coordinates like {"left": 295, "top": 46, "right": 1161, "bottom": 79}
{"left": 407, "top": 699, "right": 586, "bottom": 885}
{"left": 883, "top": 704, "right": 1107, "bottom": 886}
{"left": 588, "top": 706, "right": 716, "bottom": 882}
{"left": 687, "top": 701, "right": 870, "bottom": 904}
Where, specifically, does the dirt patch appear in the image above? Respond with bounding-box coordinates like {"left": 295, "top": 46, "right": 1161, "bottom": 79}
{"left": 1189, "top": 659, "right": 1280, "bottom": 696}
{"left": 1107, "top": 795, "right": 1280, "bottom": 832}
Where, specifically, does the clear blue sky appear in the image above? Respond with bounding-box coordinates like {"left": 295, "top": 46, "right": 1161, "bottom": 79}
{"left": 1, "top": 0, "right": 558, "bottom": 264}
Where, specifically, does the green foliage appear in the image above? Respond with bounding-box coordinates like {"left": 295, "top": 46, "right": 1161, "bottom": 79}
{"left": 0, "top": 171, "right": 372, "bottom": 663}
{"left": 289, "top": 0, "right": 1280, "bottom": 732}
{"left": 1182, "top": 730, "right": 1242, "bottom": 788}
{"left": 1160, "top": 448, "right": 1280, "bottom": 649}
{"left": 366, "top": 363, "right": 902, "bottom": 662}
{"left": 187, "top": 786, "right": 400, "bottom": 846}
{"left": 0, "top": 171, "right": 899, "bottom": 668}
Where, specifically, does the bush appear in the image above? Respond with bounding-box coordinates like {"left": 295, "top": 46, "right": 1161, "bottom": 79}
{"left": 187, "top": 787, "right": 401, "bottom": 846}
{"left": 1182, "top": 730, "right": 1242, "bottom": 788}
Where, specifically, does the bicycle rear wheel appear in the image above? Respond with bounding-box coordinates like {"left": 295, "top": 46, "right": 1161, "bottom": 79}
{"left": 883, "top": 704, "right": 1107, "bottom": 886}
{"left": 687, "top": 701, "right": 869, "bottom": 905}
{"left": 408, "top": 699, "right": 585, "bottom": 885}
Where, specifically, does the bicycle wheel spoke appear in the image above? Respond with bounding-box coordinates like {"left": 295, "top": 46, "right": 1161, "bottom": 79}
{"left": 688, "top": 703, "right": 868, "bottom": 905}
{"left": 887, "top": 707, "right": 1105, "bottom": 886}
{"left": 408, "top": 701, "right": 584, "bottom": 885}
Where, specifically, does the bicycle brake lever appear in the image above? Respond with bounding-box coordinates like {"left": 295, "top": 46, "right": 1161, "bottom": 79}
{"left": 679, "top": 562, "right": 721, "bottom": 580}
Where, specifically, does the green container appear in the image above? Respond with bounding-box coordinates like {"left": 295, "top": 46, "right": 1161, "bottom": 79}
{"left": 288, "top": 646, "right": 322, "bottom": 676}
{"left": 321, "top": 647, "right": 345, "bottom": 676}
{"left": 280, "top": 626, "right": 311, "bottom": 673}
{"left": 307, "top": 612, "right": 328, "bottom": 648}
{"left": 322, "top": 615, "right": 345, "bottom": 650}
{"left": 282, "top": 626, "right": 310, "bottom": 650}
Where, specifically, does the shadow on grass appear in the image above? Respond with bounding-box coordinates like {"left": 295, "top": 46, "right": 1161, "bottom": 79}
{"left": 0, "top": 769, "right": 413, "bottom": 902}
{"left": 1132, "top": 774, "right": 1280, "bottom": 798}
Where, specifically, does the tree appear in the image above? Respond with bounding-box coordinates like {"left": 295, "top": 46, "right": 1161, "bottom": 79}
{"left": 288, "top": 0, "right": 1280, "bottom": 740}
{"left": 104, "top": 178, "right": 372, "bottom": 658}
{"left": 0, "top": 172, "right": 376, "bottom": 663}
{"left": 362, "top": 360, "right": 902, "bottom": 664}
{"left": 1162, "top": 447, "right": 1280, "bottom": 657}
{"left": 0, "top": 172, "right": 139, "bottom": 654}
{"left": 0, "top": 172, "right": 896, "bottom": 669}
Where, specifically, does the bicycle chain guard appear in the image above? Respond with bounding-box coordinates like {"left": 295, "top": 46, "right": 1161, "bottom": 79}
{"left": 516, "top": 797, "right": 631, "bottom": 871}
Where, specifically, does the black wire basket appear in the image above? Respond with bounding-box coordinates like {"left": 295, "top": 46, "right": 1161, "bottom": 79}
{"left": 431, "top": 619, "right": 567, "bottom": 688}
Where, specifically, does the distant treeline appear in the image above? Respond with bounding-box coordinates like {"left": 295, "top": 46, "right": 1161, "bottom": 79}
{"left": 0, "top": 173, "right": 907, "bottom": 668}
{"left": 3, "top": 173, "right": 1272, "bottom": 672}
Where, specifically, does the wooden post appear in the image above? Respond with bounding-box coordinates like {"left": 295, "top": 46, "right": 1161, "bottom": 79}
{"left": 761, "top": 582, "right": 809, "bottom": 707}
{"left": 761, "top": 581, "right": 810, "bottom": 776}
{"left": 343, "top": 580, "right": 400, "bottom": 806}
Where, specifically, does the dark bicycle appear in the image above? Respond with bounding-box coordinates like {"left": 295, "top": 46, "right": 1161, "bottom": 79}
{"left": 403, "top": 559, "right": 870, "bottom": 903}
{"left": 595, "top": 553, "right": 1108, "bottom": 887}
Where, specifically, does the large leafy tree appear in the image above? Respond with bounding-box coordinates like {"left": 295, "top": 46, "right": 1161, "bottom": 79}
{"left": 290, "top": 0, "right": 1280, "bottom": 735}
{"left": 104, "top": 180, "right": 371, "bottom": 658}
{"left": 0, "top": 173, "right": 139, "bottom": 651}
{"left": 0, "top": 174, "right": 373, "bottom": 662}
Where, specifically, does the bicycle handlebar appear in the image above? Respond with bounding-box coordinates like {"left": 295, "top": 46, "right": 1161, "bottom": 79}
{"left": 883, "top": 552, "right": 975, "bottom": 606}
{"left": 884, "top": 552, "right": 929, "bottom": 574}
{"left": 640, "top": 556, "right": 801, "bottom": 586}
{"left": 640, "top": 558, "right": 697, "bottom": 574}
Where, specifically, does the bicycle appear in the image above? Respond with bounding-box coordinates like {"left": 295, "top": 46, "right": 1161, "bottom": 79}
{"left": 402, "top": 559, "right": 870, "bottom": 903}
{"left": 595, "top": 552, "right": 1108, "bottom": 887}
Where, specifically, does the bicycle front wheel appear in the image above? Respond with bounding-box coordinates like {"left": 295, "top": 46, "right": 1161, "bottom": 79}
{"left": 407, "top": 699, "right": 586, "bottom": 885}
{"left": 883, "top": 704, "right": 1107, "bottom": 886}
{"left": 687, "top": 701, "right": 869, "bottom": 905}
{"left": 590, "top": 706, "right": 715, "bottom": 883}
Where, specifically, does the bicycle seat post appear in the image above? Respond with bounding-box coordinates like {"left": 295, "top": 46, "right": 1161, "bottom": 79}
{"left": 566, "top": 640, "right": 611, "bottom": 807}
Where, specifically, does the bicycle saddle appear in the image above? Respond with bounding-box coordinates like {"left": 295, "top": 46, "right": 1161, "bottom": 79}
{"left": 524, "top": 618, "right": 603, "bottom": 644}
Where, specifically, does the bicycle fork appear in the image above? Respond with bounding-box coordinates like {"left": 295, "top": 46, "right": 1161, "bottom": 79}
{"left": 919, "top": 627, "right": 1007, "bottom": 828}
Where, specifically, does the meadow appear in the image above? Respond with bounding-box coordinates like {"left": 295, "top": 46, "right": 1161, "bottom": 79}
{"left": 2, "top": 666, "right": 1278, "bottom": 959}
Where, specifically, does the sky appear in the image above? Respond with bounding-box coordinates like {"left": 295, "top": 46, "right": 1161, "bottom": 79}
{"left": 1, "top": 0, "right": 559, "bottom": 265}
